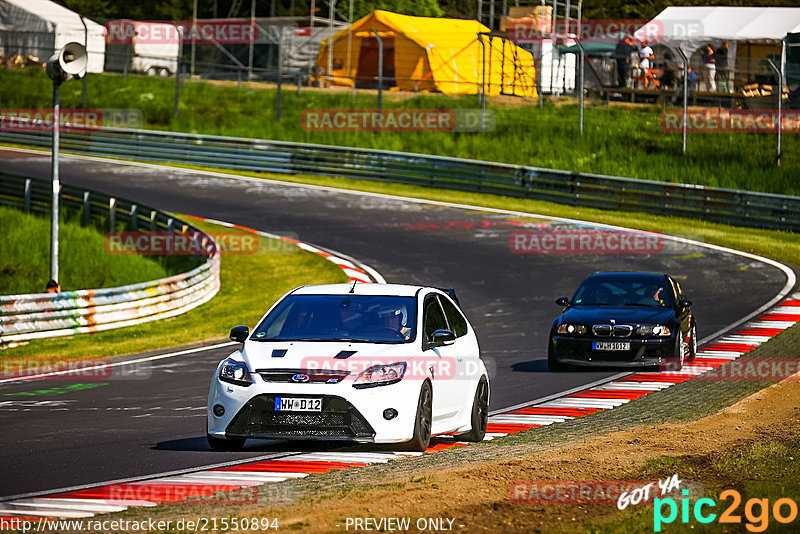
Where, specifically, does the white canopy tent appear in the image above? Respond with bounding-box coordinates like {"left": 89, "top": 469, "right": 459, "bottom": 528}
{"left": 0, "top": 0, "right": 105, "bottom": 73}
{"left": 638, "top": 7, "right": 800, "bottom": 87}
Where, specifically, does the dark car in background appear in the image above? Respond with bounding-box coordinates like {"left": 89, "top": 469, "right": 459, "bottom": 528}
{"left": 548, "top": 272, "right": 697, "bottom": 372}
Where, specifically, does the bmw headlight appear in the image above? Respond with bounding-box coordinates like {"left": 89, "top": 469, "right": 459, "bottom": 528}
{"left": 557, "top": 323, "right": 587, "bottom": 335}
{"left": 219, "top": 358, "right": 254, "bottom": 387}
{"left": 636, "top": 324, "right": 672, "bottom": 337}
{"left": 353, "top": 362, "right": 406, "bottom": 389}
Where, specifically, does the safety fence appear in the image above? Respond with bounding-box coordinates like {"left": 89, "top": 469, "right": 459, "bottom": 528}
{"left": 1, "top": 125, "right": 798, "bottom": 232}
{"left": 0, "top": 172, "right": 220, "bottom": 347}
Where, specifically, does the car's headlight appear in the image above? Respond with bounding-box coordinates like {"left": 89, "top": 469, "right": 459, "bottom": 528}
{"left": 636, "top": 324, "right": 672, "bottom": 337}
{"left": 353, "top": 362, "right": 406, "bottom": 389}
{"left": 219, "top": 358, "right": 254, "bottom": 387}
{"left": 557, "top": 323, "right": 587, "bottom": 335}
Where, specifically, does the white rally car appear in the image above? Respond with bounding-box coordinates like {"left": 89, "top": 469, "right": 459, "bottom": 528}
{"left": 207, "top": 283, "right": 490, "bottom": 452}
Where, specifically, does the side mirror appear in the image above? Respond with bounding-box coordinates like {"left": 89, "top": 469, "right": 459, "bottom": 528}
{"left": 678, "top": 299, "right": 692, "bottom": 310}
{"left": 430, "top": 329, "right": 456, "bottom": 348}
{"left": 555, "top": 297, "right": 570, "bottom": 307}
{"left": 230, "top": 326, "right": 249, "bottom": 343}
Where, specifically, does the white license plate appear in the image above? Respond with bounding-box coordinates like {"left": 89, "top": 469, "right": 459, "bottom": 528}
{"left": 592, "top": 341, "right": 631, "bottom": 351}
{"left": 274, "top": 397, "right": 322, "bottom": 412}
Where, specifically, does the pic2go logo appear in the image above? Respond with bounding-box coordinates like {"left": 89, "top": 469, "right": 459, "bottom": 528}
{"left": 654, "top": 489, "right": 799, "bottom": 532}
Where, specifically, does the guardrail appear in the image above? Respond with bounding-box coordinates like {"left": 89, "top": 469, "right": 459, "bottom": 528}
{"left": 0, "top": 125, "right": 798, "bottom": 231}
{"left": 0, "top": 172, "right": 220, "bottom": 347}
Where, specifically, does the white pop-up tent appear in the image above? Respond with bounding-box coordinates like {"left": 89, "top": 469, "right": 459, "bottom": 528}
{"left": 637, "top": 7, "right": 800, "bottom": 86}
{"left": 0, "top": 0, "right": 105, "bottom": 73}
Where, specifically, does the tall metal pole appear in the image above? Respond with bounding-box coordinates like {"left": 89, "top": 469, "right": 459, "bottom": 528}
{"left": 347, "top": 0, "right": 354, "bottom": 95}
{"left": 677, "top": 48, "right": 688, "bottom": 154}
{"left": 327, "top": 0, "right": 336, "bottom": 84}
{"left": 478, "top": 33, "right": 486, "bottom": 130}
{"left": 371, "top": 29, "right": 383, "bottom": 112}
{"left": 191, "top": 0, "right": 198, "bottom": 76}
{"left": 174, "top": 24, "right": 183, "bottom": 117}
{"left": 478, "top": 0, "right": 483, "bottom": 25}
{"left": 80, "top": 15, "right": 87, "bottom": 105}
{"left": 277, "top": 29, "right": 283, "bottom": 120}
{"left": 248, "top": 0, "right": 256, "bottom": 81}
{"left": 50, "top": 80, "right": 61, "bottom": 284}
{"left": 767, "top": 53, "right": 784, "bottom": 167}
{"left": 576, "top": 39, "right": 584, "bottom": 134}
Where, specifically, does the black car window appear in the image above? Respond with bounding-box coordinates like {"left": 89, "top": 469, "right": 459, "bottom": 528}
{"left": 423, "top": 296, "right": 448, "bottom": 342}
{"left": 440, "top": 296, "right": 468, "bottom": 338}
{"left": 573, "top": 278, "right": 673, "bottom": 308}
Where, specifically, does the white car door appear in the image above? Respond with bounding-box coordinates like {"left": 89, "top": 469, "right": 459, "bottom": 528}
{"left": 421, "top": 294, "right": 462, "bottom": 426}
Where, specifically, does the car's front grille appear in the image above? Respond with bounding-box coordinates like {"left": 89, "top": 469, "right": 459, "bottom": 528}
{"left": 592, "top": 324, "right": 633, "bottom": 337}
{"left": 256, "top": 369, "right": 350, "bottom": 384}
{"left": 226, "top": 394, "right": 375, "bottom": 439}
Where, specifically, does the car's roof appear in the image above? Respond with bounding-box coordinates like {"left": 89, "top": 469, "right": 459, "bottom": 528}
{"left": 291, "top": 283, "right": 425, "bottom": 297}
{"left": 585, "top": 272, "right": 668, "bottom": 281}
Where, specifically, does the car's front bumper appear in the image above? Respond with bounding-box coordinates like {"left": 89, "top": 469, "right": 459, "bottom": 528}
{"left": 207, "top": 364, "right": 423, "bottom": 443}
{"left": 550, "top": 335, "right": 676, "bottom": 368}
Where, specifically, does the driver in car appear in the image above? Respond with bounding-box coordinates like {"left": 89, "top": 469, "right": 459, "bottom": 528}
{"left": 378, "top": 306, "right": 412, "bottom": 340}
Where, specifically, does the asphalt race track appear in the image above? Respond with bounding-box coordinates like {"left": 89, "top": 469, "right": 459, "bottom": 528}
{"left": 0, "top": 148, "right": 791, "bottom": 499}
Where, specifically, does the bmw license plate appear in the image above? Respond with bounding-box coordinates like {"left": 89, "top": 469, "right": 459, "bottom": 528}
{"left": 592, "top": 341, "right": 630, "bottom": 351}
{"left": 274, "top": 397, "right": 322, "bottom": 412}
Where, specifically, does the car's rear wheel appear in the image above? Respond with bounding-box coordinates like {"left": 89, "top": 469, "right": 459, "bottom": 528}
{"left": 207, "top": 433, "right": 246, "bottom": 451}
{"left": 398, "top": 381, "right": 432, "bottom": 452}
{"left": 688, "top": 321, "right": 698, "bottom": 362}
{"left": 454, "top": 376, "right": 489, "bottom": 442}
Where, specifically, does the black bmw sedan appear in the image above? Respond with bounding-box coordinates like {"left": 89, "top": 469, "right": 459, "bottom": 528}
{"left": 548, "top": 272, "right": 697, "bottom": 372}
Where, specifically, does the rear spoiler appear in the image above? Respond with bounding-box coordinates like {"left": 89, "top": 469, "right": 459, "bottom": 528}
{"left": 436, "top": 287, "right": 461, "bottom": 307}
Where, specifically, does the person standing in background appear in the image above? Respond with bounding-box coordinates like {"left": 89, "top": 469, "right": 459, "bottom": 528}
{"left": 615, "top": 36, "right": 636, "bottom": 88}
{"left": 701, "top": 43, "right": 716, "bottom": 91}
{"left": 714, "top": 41, "right": 730, "bottom": 92}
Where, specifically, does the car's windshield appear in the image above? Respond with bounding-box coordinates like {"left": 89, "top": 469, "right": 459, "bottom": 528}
{"left": 251, "top": 294, "right": 417, "bottom": 343}
{"left": 572, "top": 278, "right": 672, "bottom": 308}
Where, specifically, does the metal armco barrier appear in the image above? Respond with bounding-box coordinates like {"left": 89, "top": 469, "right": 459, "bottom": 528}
{"left": 0, "top": 125, "right": 799, "bottom": 231}
{"left": 0, "top": 172, "right": 220, "bottom": 346}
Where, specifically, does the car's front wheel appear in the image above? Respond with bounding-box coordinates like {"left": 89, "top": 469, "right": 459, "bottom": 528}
{"left": 207, "top": 432, "right": 246, "bottom": 451}
{"left": 455, "top": 376, "right": 489, "bottom": 442}
{"left": 548, "top": 340, "right": 568, "bottom": 372}
{"left": 398, "top": 381, "right": 432, "bottom": 452}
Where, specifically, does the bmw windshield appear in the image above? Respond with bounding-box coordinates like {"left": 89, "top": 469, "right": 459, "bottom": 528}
{"left": 250, "top": 294, "right": 417, "bottom": 343}
{"left": 572, "top": 278, "right": 673, "bottom": 308}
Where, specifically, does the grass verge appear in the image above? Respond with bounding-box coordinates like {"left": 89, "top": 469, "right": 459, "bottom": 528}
{"left": 2, "top": 218, "right": 348, "bottom": 360}
{"left": 0, "top": 205, "right": 181, "bottom": 294}
{"left": 1, "top": 68, "right": 798, "bottom": 195}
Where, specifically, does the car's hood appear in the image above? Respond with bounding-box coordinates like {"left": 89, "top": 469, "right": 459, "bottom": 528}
{"left": 240, "top": 340, "right": 417, "bottom": 371}
{"left": 560, "top": 306, "right": 674, "bottom": 325}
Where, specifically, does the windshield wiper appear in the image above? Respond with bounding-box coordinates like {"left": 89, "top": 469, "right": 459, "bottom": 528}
{"left": 623, "top": 302, "right": 658, "bottom": 307}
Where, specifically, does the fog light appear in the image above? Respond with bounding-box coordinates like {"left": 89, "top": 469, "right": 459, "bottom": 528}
{"left": 213, "top": 404, "right": 225, "bottom": 417}
{"left": 383, "top": 408, "right": 398, "bottom": 420}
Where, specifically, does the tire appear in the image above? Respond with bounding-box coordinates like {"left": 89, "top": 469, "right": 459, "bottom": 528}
{"left": 158, "top": 68, "right": 170, "bottom": 77}
{"left": 662, "top": 338, "right": 684, "bottom": 372}
{"left": 548, "top": 340, "right": 568, "bottom": 372}
{"left": 454, "top": 377, "right": 489, "bottom": 442}
{"left": 207, "top": 433, "right": 246, "bottom": 451}
{"left": 146, "top": 66, "right": 158, "bottom": 76}
{"left": 687, "top": 321, "right": 698, "bottom": 362}
{"left": 398, "top": 381, "right": 432, "bottom": 452}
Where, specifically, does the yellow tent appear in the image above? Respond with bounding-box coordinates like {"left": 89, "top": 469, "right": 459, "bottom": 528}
{"left": 316, "top": 10, "right": 537, "bottom": 97}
